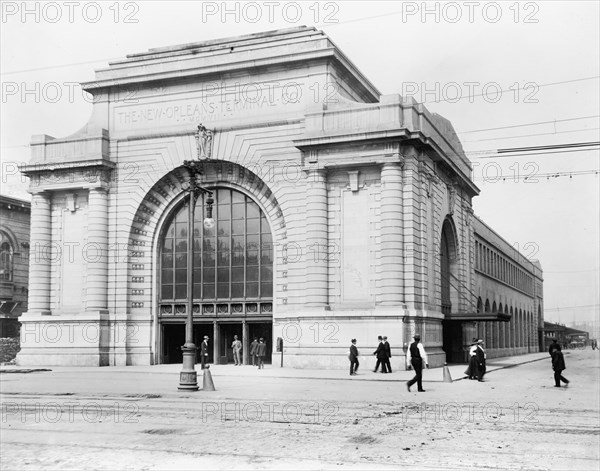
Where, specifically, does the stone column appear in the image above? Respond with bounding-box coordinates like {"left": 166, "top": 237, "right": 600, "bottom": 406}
{"left": 242, "top": 320, "right": 248, "bottom": 365}
{"left": 213, "top": 321, "right": 219, "bottom": 365}
{"left": 379, "top": 162, "right": 404, "bottom": 304}
{"left": 86, "top": 187, "right": 109, "bottom": 311}
{"left": 27, "top": 192, "right": 52, "bottom": 314}
{"left": 510, "top": 314, "right": 516, "bottom": 350}
{"left": 305, "top": 168, "right": 328, "bottom": 307}
{"left": 492, "top": 321, "right": 500, "bottom": 348}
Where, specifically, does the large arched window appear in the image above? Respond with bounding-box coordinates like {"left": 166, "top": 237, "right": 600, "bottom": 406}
{"left": 0, "top": 232, "right": 14, "bottom": 282}
{"left": 159, "top": 188, "right": 273, "bottom": 303}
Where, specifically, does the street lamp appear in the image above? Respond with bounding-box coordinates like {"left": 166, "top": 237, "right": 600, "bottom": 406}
{"left": 178, "top": 159, "right": 214, "bottom": 391}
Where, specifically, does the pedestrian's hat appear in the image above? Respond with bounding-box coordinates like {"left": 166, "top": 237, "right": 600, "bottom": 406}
{"left": 477, "top": 339, "right": 484, "bottom": 344}
{"left": 351, "top": 338, "right": 356, "bottom": 343}
{"left": 472, "top": 337, "right": 478, "bottom": 343}
{"left": 413, "top": 334, "right": 421, "bottom": 340}
{"left": 204, "top": 335, "right": 209, "bottom": 339}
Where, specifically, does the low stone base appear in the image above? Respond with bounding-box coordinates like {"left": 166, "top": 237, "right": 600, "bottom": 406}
{"left": 16, "top": 311, "right": 110, "bottom": 367}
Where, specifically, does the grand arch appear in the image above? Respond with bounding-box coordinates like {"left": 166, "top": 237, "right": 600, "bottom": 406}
{"left": 127, "top": 161, "right": 285, "bottom": 365}
{"left": 440, "top": 216, "right": 462, "bottom": 362}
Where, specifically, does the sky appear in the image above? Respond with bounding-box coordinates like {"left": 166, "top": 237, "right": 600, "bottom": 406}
{"left": 1, "top": 1, "right": 599, "bottom": 329}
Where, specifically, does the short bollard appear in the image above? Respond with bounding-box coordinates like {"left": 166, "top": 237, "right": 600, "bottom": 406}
{"left": 443, "top": 362, "right": 453, "bottom": 383}
{"left": 203, "top": 365, "right": 216, "bottom": 391}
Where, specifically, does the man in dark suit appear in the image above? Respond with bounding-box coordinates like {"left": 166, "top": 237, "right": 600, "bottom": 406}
{"left": 406, "top": 334, "right": 428, "bottom": 392}
{"left": 349, "top": 339, "right": 359, "bottom": 375}
{"left": 256, "top": 338, "right": 267, "bottom": 369}
{"left": 549, "top": 338, "right": 561, "bottom": 357}
{"left": 383, "top": 336, "right": 392, "bottom": 373}
{"left": 200, "top": 336, "right": 209, "bottom": 369}
{"left": 551, "top": 346, "right": 569, "bottom": 387}
{"left": 373, "top": 336, "right": 388, "bottom": 373}
{"left": 250, "top": 337, "right": 259, "bottom": 366}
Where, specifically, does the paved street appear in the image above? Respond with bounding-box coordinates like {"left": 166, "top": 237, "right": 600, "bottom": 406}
{"left": 1, "top": 350, "right": 599, "bottom": 470}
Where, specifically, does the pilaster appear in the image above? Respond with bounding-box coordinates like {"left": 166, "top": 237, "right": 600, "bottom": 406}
{"left": 379, "top": 162, "right": 404, "bottom": 304}
{"left": 305, "top": 168, "right": 328, "bottom": 307}
{"left": 26, "top": 192, "right": 52, "bottom": 315}
{"left": 86, "top": 187, "right": 109, "bottom": 311}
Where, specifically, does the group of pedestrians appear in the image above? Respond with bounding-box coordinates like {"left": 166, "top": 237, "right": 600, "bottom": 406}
{"left": 465, "top": 338, "right": 487, "bottom": 382}
{"left": 347, "top": 334, "right": 430, "bottom": 393}
{"left": 198, "top": 336, "right": 267, "bottom": 369}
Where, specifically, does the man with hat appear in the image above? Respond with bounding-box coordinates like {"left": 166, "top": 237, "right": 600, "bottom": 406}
{"left": 373, "top": 336, "right": 388, "bottom": 373}
{"left": 406, "top": 334, "right": 428, "bottom": 392}
{"left": 349, "top": 339, "right": 359, "bottom": 376}
{"left": 200, "top": 335, "right": 210, "bottom": 370}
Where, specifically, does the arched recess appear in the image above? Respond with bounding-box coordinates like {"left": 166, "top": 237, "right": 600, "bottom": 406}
{"left": 126, "top": 161, "right": 286, "bottom": 364}
{"left": 0, "top": 229, "right": 18, "bottom": 282}
{"left": 440, "top": 217, "right": 460, "bottom": 314}
{"left": 440, "top": 216, "right": 462, "bottom": 363}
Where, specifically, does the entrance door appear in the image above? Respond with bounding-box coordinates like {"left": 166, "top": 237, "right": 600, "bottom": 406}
{"left": 442, "top": 320, "right": 464, "bottom": 363}
{"left": 219, "top": 323, "right": 243, "bottom": 364}
{"left": 249, "top": 322, "right": 272, "bottom": 364}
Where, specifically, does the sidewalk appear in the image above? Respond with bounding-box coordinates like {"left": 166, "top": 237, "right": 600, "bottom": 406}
{"left": 0, "top": 351, "right": 550, "bottom": 383}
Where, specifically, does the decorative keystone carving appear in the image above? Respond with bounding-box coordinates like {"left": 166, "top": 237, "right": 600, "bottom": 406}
{"left": 195, "top": 124, "right": 214, "bottom": 160}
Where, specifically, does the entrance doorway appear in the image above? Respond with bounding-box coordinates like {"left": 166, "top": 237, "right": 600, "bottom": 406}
{"left": 249, "top": 322, "right": 272, "bottom": 364}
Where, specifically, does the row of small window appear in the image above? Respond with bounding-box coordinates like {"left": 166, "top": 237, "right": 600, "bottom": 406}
{"left": 161, "top": 249, "right": 272, "bottom": 269}
{"left": 475, "top": 241, "right": 533, "bottom": 294}
{"left": 162, "top": 266, "right": 273, "bottom": 283}
{"left": 161, "top": 282, "right": 273, "bottom": 300}
{"left": 167, "top": 215, "right": 269, "bottom": 239}
{"left": 163, "top": 234, "right": 273, "bottom": 255}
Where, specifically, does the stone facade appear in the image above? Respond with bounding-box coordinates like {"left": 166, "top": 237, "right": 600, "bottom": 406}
{"left": 17, "top": 27, "right": 543, "bottom": 368}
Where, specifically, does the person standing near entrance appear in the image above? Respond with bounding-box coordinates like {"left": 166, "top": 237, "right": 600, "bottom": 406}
{"left": 349, "top": 339, "right": 359, "bottom": 376}
{"left": 406, "top": 334, "right": 428, "bottom": 392}
{"left": 256, "top": 338, "right": 266, "bottom": 369}
{"left": 200, "top": 336, "right": 209, "bottom": 369}
{"left": 250, "top": 337, "right": 259, "bottom": 366}
{"left": 232, "top": 335, "right": 242, "bottom": 366}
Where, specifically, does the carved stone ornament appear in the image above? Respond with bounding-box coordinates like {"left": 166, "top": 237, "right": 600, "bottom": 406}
{"left": 419, "top": 163, "right": 438, "bottom": 198}
{"left": 195, "top": 124, "right": 214, "bottom": 160}
{"left": 447, "top": 184, "right": 457, "bottom": 215}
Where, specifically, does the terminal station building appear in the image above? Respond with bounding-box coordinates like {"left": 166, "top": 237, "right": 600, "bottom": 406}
{"left": 17, "top": 27, "right": 543, "bottom": 368}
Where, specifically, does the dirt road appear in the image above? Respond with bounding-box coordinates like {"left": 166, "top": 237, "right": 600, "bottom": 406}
{"left": 1, "top": 350, "right": 598, "bottom": 470}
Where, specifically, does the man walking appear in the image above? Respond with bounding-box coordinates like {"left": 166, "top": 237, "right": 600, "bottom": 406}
{"left": 373, "top": 336, "right": 388, "bottom": 373}
{"left": 551, "top": 345, "right": 569, "bottom": 387}
{"left": 549, "top": 338, "right": 561, "bottom": 357}
{"left": 250, "top": 337, "right": 259, "bottom": 366}
{"left": 256, "top": 338, "right": 266, "bottom": 369}
{"left": 406, "top": 334, "right": 428, "bottom": 392}
{"left": 200, "top": 336, "right": 209, "bottom": 370}
{"left": 349, "top": 339, "right": 359, "bottom": 376}
{"left": 383, "top": 336, "right": 392, "bottom": 373}
{"left": 231, "top": 335, "right": 242, "bottom": 366}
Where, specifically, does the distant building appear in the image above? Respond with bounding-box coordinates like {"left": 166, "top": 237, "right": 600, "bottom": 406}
{"left": 542, "top": 321, "right": 590, "bottom": 349}
{"left": 17, "top": 27, "right": 543, "bottom": 367}
{"left": 0, "top": 195, "right": 30, "bottom": 337}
